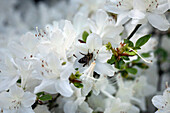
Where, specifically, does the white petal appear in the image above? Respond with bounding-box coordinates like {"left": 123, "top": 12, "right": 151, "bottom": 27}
{"left": 55, "top": 80, "right": 73, "bottom": 97}
{"left": 34, "top": 80, "right": 58, "bottom": 94}
{"left": 86, "top": 33, "right": 102, "bottom": 51}
{"left": 116, "top": 12, "right": 130, "bottom": 26}
{"left": 154, "top": 2, "right": 169, "bottom": 14}
{"left": 105, "top": 3, "right": 125, "bottom": 14}
{"left": 75, "top": 43, "right": 88, "bottom": 54}
{"left": 96, "top": 9, "right": 108, "bottom": 28}
{"left": 147, "top": 13, "right": 170, "bottom": 31}
{"left": 78, "top": 102, "right": 93, "bottom": 113}
{"left": 64, "top": 20, "right": 76, "bottom": 50}
{"left": 64, "top": 101, "right": 77, "bottom": 113}
{"left": 0, "top": 92, "right": 12, "bottom": 108}
{"left": 50, "top": 30, "right": 64, "bottom": 46}
{"left": 18, "top": 107, "right": 34, "bottom": 113}
{"left": 152, "top": 95, "right": 166, "bottom": 109}
{"left": 22, "top": 92, "right": 36, "bottom": 107}
{"left": 97, "top": 46, "right": 112, "bottom": 63}
{"left": 9, "top": 84, "right": 24, "bottom": 98}
{"left": 88, "top": 19, "right": 97, "bottom": 33}
{"left": 94, "top": 61, "right": 115, "bottom": 76}
{"left": 73, "top": 13, "right": 87, "bottom": 34}
{"left": 8, "top": 42, "right": 27, "bottom": 58}
{"left": 60, "top": 63, "right": 74, "bottom": 80}
{"left": 0, "top": 76, "right": 19, "bottom": 92}
{"left": 133, "top": 0, "right": 146, "bottom": 11}
{"left": 20, "top": 32, "right": 37, "bottom": 50}
{"left": 82, "top": 78, "right": 93, "bottom": 96}
{"left": 129, "top": 10, "right": 145, "bottom": 19}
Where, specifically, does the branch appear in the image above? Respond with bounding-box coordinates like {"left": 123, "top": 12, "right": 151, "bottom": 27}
{"left": 127, "top": 24, "right": 142, "bottom": 40}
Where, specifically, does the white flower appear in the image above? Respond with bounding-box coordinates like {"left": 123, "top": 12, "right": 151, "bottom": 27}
{"left": 129, "top": 0, "right": 169, "bottom": 31}
{"left": 8, "top": 32, "right": 38, "bottom": 60}
{"left": 34, "top": 53, "right": 74, "bottom": 97}
{"left": 0, "top": 84, "right": 36, "bottom": 113}
{"left": 56, "top": 86, "right": 92, "bottom": 113}
{"left": 34, "top": 105, "right": 50, "bottom": 113}
{"left": 88, "top": 9, "right": 124, "bottom": 47}
{"left": 0, "top": 57, "right": 19, "bottom": 92}
{"left": 71, "top": 0, "right": 106, "bottom": 16}
{"left": 105, "top": 0, "right": 134, "bottom": 25}
{"left": 106, "top": 0, "right": 170, "bottom": 31}
{"left": 37, "top": 20, "right": 76, "bottom": 60}
{"left": 87, "top": 94, "right": 106, "bottom": 112}
{"left": 152, "top": 87, "right": 170, "bottom": 113}
{"left": 133, "top": 76, "right": 156, "bottom": 111}
{"left": 74, "top": 33, "right": 115, "bottom": 76}
{"left": 104, "top": 97, "right": 131, "bottom": 113}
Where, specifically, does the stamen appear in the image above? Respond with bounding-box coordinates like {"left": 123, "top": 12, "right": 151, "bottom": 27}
{"left": 128, "top": 47, "right": 152, "bottom": 63}
{"left": 165, "top": 82, "right": 169, "bottom": 89}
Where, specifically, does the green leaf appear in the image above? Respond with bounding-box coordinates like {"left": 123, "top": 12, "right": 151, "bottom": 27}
{"left": 120, "top": 32, "right": 123, "bottom": 36}
{"left": 105, "top": 42, "right": 112, "bottom": 51}
{"left": 74, "top": 82, "right": 83, "bottom": 88}
{"left": 17, "top": 79, "right": 21, "bottom": 83}
{"left": 75, "top": 71, "right": 82, "bottom": 79}
{"left": 62, "top": 62, "right": 66, "bottom": 65}
{"left": 107, "top": 55, "right": 116, "bottom": 64}
{"left": 36, "top": 92, "right": 44, "bottom": 97}
{"left": 124, "top": 51, "right": 136, "bottom": 56}
{"left": 124, "top": 39, "right": 134, "bottom": 47}
{"left": 121, "top": 70, "right": 128, "bottom": 78}
{"left": 134, "top": 63, "right": 149, "bottom": 69}
{"left": 126, "top": 68, "right": 137, "bottom": 74}
{"left": 121, "top": 56, "right": 130, "bottom": 60}
{"left": 82, "top": 31, "right": 89, "bottom": 42}
{"left": 135, "top": 34, "right": 151, "bottom": 48}
{"left": 126, "top": 76, "right": 135, "bottom": 80}
{"left": 141, "top": 52, "right": 151, "bottom": 58}
{"left": 115, "top": 59, "right": 125, "bottom": 69}
{"left": 39, "top": 94, "right": 52, "bottom": 101}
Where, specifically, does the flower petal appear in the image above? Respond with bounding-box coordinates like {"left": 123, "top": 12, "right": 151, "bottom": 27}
{"left": 86, "top": 33, "right": 102, "bottom": 51}
{"left": 94, "top": 61, "right": 115, "bottom": 76}
{"left": 96, "top": 9, "right": 108, "bottom": 28}
{"left": 152, "top": 95, "right": 166, "bottom": 109}
{"left": 147, "top": 13, "right": 170, "bottom": 31}
{"left": 22, "top": 92, "right": 36, "bottom": 107}
{"left": 129, "top": 10, "right": 145, "bottom": 19}
{"left": 55, "top": 80, "right": 73, "bottom": 97}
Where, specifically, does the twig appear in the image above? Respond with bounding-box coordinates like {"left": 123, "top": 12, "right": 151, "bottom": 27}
{"left": 156, "top": 33, "right": 163, "bottom": 91}
{"left": 127, "top": 24, "right": 142, "bottom": 40}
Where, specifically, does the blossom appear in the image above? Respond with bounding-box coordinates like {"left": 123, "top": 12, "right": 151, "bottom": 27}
{"left": 56, "top": 86, "right": 93, "bottom": 113}
{"left": 33, "top": 53, "right": 74, "bottom": 97}
{"left": 74, "top": 33, "right": 115, "bottom": 76}
{"left": 0, "top": 84, "right": 36, "bottom": 113}
{"left": 0, "top": 56, "right": 19, "bottom": 92}
{"left": 106, "top": 0, "right": 170, "bottom": 31}
{"left": 88, "top": 9, "right": 124, "bottom": 47}
{"left": 104, "top": 98, "right": 139, "bottom": 113}
{"left": 129, "top": 0, "right": 170, "bottom": 31}
{"left": 37, "top": 20, "right": 76, "bottom": 61}
{"left": 105, "top": 0, "right": 134, "bottom": 25}
{"left": 152, "top": 87, "right": 170, "bottom": 113}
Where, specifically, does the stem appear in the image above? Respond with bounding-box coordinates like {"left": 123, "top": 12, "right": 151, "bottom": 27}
{"left": 127, "top": 24, "right": 142, "bottom": 40}
{"left": 157, "top": 33, "right": 163, "bottom": 91}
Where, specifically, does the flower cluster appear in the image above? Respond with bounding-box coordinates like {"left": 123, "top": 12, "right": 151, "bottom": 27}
{"left": 0, "top": 0, "right": 169, "bottom": 113}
